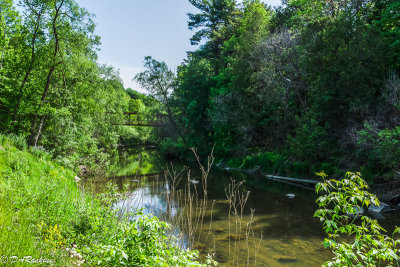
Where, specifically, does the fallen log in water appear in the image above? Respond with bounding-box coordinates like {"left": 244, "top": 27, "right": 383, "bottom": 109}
{"left": 272, "top": 179, "right": 315, "bottom": 191}
{"left": 219, "top": 164, "right": 320, "bottom": 187}
{"left": 265, "top": 174, "right": 319, "bottom": 185}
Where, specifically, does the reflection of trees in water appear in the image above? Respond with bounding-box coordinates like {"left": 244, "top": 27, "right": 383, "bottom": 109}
{"left": 95, "top": 151, "right": 336, "bottom": 266}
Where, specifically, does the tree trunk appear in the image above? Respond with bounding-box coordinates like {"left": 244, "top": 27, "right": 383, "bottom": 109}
{"left": 33, "top": 116, "right": 46, "bottom": 147}
{"left": 28, "top": 1, "right": 64, "bottom": 146}
{"left": 0, "top": 33, "right": 5, "bottom": 71}
{"left": 28, "top": 66, "right": 55, "bottom": 146}
{"left": 0, "top": 15, "right": 6, "bottom": 71}
{"left": 12, "top": 10, "right": 43, "bottom": 122}
{"left": 28, "top": 113, "right": 38, "bottom": 147}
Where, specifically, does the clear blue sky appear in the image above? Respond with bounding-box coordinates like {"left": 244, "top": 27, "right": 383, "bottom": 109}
{"left": 76, "top": 0, "right": 281, "bottom": 92}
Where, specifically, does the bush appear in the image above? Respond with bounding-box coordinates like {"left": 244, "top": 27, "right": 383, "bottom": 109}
{"left": 287, "top": 114, "right": 329, "bottom": 161}
{"left": 358, "top": 123, "right": 400, "bottom": 176}
{"left": 159, "top": 139, "right": 188, "bottom": 159}
{"left": 241, "top": 152, "right": 286, "bottom": 173}
{"left": 0, "top": 133, "right": 27, "bottom": 150}
{"left": 315, "top": 172, "right": 400, "bottom": 266}
{"left": 89, "top": 214, "right": 208, "bottom": 266}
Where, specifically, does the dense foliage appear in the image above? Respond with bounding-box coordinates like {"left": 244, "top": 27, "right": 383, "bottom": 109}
{"left": 314, "top": 172, "right": 400, "bottom": 266}
{"left": 0, "top": 0, "right": 137, "bottom": 169}
{"left": 0, "top": 134, "right": 211, "bottom": 266}
{"left": 142, "top": 0, "right": 400, "bottom": 181}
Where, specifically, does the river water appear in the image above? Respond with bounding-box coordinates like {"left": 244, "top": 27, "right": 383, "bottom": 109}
{"left": 84, "top": 150, "right": 400, "bottom": 267}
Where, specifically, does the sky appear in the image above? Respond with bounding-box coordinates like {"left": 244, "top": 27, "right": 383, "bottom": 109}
{"left": 76, "top": 0, "right": 282, "bottom": 92}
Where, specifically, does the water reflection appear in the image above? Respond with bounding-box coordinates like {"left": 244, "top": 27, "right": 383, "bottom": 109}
{"left": 115, "top": 187, "right": 174, "bottom": 216}
{"left": 85, "top": 153, "right": 400, "bottom": 267}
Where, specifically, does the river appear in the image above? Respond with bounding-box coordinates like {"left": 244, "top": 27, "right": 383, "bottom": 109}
{"left": 84, "top": 150, "right": 400, "bottom": 267}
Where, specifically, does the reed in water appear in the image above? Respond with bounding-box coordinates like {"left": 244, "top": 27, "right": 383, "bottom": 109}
{"left": 115, "top": 149, "right": 263, "bottom": 266}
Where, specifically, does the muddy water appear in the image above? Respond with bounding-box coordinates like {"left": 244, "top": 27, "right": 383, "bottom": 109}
{"left": 85, "top": 151, "right": 400, "bottom": 267}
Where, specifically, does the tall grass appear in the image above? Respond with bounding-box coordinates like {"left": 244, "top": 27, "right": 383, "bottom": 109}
{"left": 0, "top": 135, "right": 80, "bottom": 266}
{"left": 113, "top": 148, "right": 215, "bottom": 251}
{"left": 114, "top": 147, "right": 264, "bottom": 266}
{"left": 0, "top": 133, "right": 28, "bottom": 151}
{"left": 0, "top": 134, "right": 209, "bottom": 266}
{"left": 163, "top": 150, "right": 263, "bottom": 266}
{"left": 225, "top": 179, "right": 262, "bottom": 266}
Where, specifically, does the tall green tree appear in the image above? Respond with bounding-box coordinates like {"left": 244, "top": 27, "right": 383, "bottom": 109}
{"left": 0, "top": 0, "right": 23, "bottom": 129}
{"left": 209, "top": 1, "right": 274, "bottom": 154}
{"left": 174, "top": 55, "right": 214, "bottom": 148}
{"left": 373, "top": 0, "right": 400, "bottom": 69}
{"left": 188, "top": 0, "right": 237, "bottom": 74}
{"left": 0, "top": 0, "right": 18, "bottom": 71}
{"left": 173, "top": 0, "right": 400, "bottom": 180}
{"left": 26, "top": 0, "right": 99, "bottom": 146}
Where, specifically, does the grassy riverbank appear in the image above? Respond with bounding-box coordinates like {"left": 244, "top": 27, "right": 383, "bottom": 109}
{"left": 0, "top": 134, "right": 211, "bottom": 266}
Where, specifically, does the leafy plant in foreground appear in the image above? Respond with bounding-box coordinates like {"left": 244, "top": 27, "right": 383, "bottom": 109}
{"left": 314, "top": 172, "right": 400, "bottom": 266}
{"left": 91, "top": 214, "right": 215, "bottom": 267}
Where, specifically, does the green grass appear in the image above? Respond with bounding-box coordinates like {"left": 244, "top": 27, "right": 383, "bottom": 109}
{"left": 0, "top": 135, "right": 79, "bottom": 266}
{"left": 0, "top": 134, "right": 211, "bottom": 266}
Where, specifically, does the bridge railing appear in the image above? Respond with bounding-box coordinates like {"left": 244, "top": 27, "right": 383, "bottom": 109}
{"left": 123, "top": 112, "right": 168, "bottom": 127}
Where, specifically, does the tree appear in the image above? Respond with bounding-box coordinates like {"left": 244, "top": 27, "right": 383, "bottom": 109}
{"left": 134, "top": 56, "right": 186, "bottom": 144}
{"left": 373, "top": 0, "right": 400, "bottom": 69}
{"left": 208, "top": 1, "right": 274, "bottom": 153}
{"left": 0, "top": 0, "right": 130, "bottom": 168}
{"left": 24, "top": 0, "right": 99, "bottom": 146}
{"left": 0, "top": 0, "right": 15, "bottom": 70}
{"left": 188, "top": 0, "right": 237, "bottom": 74}
{"left": 174, "top": 55, "right": 214, "bottom": 148}
{"left": 0, "top": 0, "right": 22, "bottom": 129}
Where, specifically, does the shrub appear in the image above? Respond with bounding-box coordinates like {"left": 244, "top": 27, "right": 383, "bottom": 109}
{"left": 159, "top": 139, "right": 188, "bottom": 159}
{"left": 89, "top": 214, "right": 210, "bottom": 266}
{"left": 287, "top": 114, "right": 329, "bottom": 161}
{"left": 241, "top": 152, "right": 286, "bottom": 173}
{"left": 314, "top": 172, "right": 400, "bottom": 266}
{"left": 358, "top": 123, "right": 400, "bottom": 175}
{"left": 0, "top": 133, "right": 27, "bottom": 150}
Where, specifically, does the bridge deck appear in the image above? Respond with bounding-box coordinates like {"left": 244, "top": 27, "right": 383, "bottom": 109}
{"left": 123, "top": 112, "right": 167, "bottom": 127}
